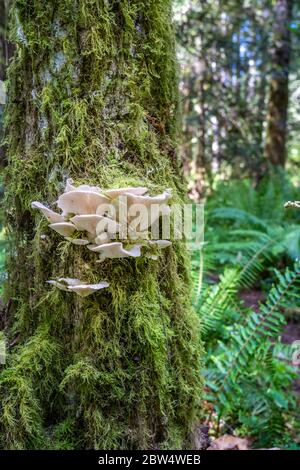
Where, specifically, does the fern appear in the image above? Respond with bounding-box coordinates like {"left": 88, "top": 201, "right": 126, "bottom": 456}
{"left": 199, "top": 261, "right": 300, "bottom": 446}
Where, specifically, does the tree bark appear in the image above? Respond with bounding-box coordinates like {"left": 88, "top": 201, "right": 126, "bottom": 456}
{"left": 264, "top": 0, "right": 293, "bottom": 167}
{"left": 0, "top": 0, "right": 202, "bottom": 450}
{"left": 0, "top": 0, "right": 14, "bottom": 167}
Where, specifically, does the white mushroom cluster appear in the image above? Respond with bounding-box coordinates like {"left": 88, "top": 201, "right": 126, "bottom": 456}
{"left": 32, "top": 180, "right": 172, "bottom": 295}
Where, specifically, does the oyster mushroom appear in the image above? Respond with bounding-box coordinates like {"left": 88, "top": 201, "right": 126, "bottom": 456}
{"left": 71, "top": 215, "right": 120, "bottom": 239}
{"left": 47, "top": 278, "right": 109, "bottom": 297}
{"left": 31, "top": 201, "right": 65, "bottom": 223}
{"left": 122, "top": 189, "right": 172, "bottom": 207}
{"left": 47, "top": 278, "right": 81, "bottom": 291}
{"left": 57, "top": 191, "right": 109, "bottom": 215}
{"left": 105, "top": 187, "right": 148, "bottom": 199}
{"left": 89, "top": 241, "right": 142, "bottom": 262}
{"left": 68, "top": 282, "right": 109, "bottom": 297}
{"left": 64, "top": 179, "right": 102, "bottom": 194}
{"left": 49, "top": 222, "right": 76, "bottom": 237}
{"left": 70, "top": 214, "right": 106, "bottom": 237}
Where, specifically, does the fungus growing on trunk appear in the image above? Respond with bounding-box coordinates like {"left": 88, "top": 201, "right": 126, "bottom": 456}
{"left": 32, "top": 182, "right": 173, "bottom": 264}
{"left": 47, "top": 278, "right": 109, "bottom": 297}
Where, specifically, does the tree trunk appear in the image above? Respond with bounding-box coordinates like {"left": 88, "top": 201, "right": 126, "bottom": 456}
{"left": 1, "top": 0, "right": 14, "bottom": 167}
{"left": 0, "top": 1, "right": 202, "bottom": 450}
{"left": 264, "top": 0, "right": 293, "bottom": 167}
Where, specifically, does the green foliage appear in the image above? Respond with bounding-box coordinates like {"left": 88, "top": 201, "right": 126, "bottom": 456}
{"left": 193, "top": 173, "right": 300, "bottom": 447}
{"left": 0, "top": 325, "right": 62, "bottom": 449}
{"left": 205, "top": 171, "right": 300, "bottom": 271}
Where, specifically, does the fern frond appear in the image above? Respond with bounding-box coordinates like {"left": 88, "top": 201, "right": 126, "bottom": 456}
{"left": 206, "top": 260, "right": 300, "bottom": 409}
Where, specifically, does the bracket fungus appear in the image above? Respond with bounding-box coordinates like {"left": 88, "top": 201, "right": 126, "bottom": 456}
{"left": 57, "top": 190, "right": 109, "bottom": 216}
{"left": 31, "top": 180, "right": 173, "bottom": 268}
{"left": 47, "top": 278, "right": 109, "bottom": 297}
{"left": 122, "top": 189, "right": 172, "bottom": 207}
{"left": 88, "top": 241, "right": 142, "bottom": 262}
{"left": 48, "top": 222, "right": 76, "bottom": 237}
{"left": 31, "top": 201, "right": 65, "bottom": 223}
{"left": 104, "top": 187, "right": 148, "bottom": 199}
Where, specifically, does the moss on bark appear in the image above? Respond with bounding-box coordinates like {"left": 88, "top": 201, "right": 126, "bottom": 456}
{"left": 0, "top": 0, "right": 203, "bottom": 449}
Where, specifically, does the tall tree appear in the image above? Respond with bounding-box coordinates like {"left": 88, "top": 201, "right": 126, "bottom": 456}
{"left": 264, "top": 0, "right": 293, "bottom": 167}
{"left": 175, "top": 0, "right": 273, "bottom": 190}
{"left": 1, "top": 0, "right": 14, "bottom": 167}
{"left": 0, "top": 0, "right": 202, "bottom": 450}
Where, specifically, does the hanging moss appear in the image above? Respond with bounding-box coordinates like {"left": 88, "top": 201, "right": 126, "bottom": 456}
{"left": 0, "top": 0, "right": 203, "bottom": 449}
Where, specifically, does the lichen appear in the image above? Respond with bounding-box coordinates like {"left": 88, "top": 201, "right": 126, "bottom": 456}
{"left": 1, "top": 0, "right": 203, "bottom": 450}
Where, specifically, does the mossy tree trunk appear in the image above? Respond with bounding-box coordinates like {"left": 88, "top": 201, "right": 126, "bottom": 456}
{"left": 0, "top": 0, "right": 202, "bottom": 450}
{"left": 264, "top": 0, "right": 293, "bottom": 167}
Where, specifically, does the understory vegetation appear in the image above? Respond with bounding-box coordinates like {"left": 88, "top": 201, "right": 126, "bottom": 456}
{"left": 192, "top": 171, "right": 300, "bottom": 448}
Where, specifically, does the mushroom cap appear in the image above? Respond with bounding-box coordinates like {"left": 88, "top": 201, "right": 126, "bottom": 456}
{"left": 105, "top": 187, "right": 148, "bottom": 199}
{"left": 70, "top": 214, "right": 119, "bottom": 238}
{"left": 122, "top": 190, "right": 172, "bottom": 207}
{"left": 47, "top": 278, "right": 109, "bottom": 297}
{"left": 47, "top": 280, "right": 69, "bottom": 292}
{"left": 57, "top": 191, "right": 109, "bottom": 215}
{"left": 70, "top": 214, "right": 107, "bottom": 236}
{"left": 49, "top": 222, "right": 76, "bottom": 237}
{"left": 47, "top": 277, "right": 81, "bottom": 291}
{"left": 68, "top": 282, "right": 109, "bottom": 297}
{"left": 31, "top": 201, "right": 65, "bottom": 223}
{"left": 64, "top": 179, "right": 102, "bottom": 194}
{"left": 89, "top": 241, "right": 142, "bottom": 260}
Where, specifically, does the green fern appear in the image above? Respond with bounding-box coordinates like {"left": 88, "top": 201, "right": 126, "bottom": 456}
{"left": 198, "top": 260, "right": 300, "bottom": 446}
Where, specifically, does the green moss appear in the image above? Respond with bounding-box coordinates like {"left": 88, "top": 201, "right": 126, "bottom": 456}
{"left": 1, "top": 0, "right": 203, "bottom": 449}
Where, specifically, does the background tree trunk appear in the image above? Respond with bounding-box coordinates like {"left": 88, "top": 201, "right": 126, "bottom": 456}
{"left": 0, "top": 0, "right": 202, "bottom": 450}
{"left": 264, "top": 0, "right": 293, "bottom": 167}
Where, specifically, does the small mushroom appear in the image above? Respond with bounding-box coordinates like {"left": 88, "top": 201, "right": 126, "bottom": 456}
{"left": 47, "top": 277, "right": 81, "bottom": 291}
{"left": 47, "top": 277, "right": 109, "bottom": 297}
{"left": 31, "top": 201, "right": 65, "bottom": 223}
{"left": 57, "top": 191, "right": 109, "bottom": 215}
{"left": 89, "top": 241, "right": 142, "bottom": 262}
{"left": 68, "top": 282, "right": 109, "bottom": 297}
{"left": 122, "top": 189, "right": 172, "bottom": 207}
{"left": 49, "top": 222, "right": 77, "bottom": 237}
